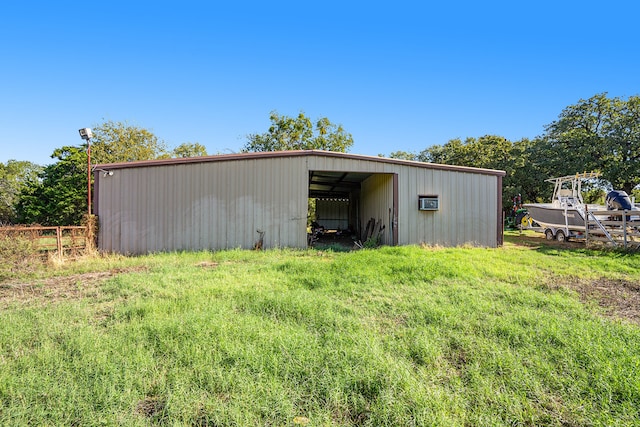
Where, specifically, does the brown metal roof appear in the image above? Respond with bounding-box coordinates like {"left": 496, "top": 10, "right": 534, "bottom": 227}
{"left": 94, "top": 149, "right": 506, "bottom": 177}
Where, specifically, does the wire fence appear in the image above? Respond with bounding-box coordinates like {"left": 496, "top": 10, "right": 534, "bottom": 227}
{"left": 0, "top": 225, "right": 90, "bottom": 255}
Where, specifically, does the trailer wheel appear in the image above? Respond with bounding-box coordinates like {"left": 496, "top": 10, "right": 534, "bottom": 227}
{"left": 556, "top": 230, "right": 566, "bottom": 242}
{"left": 545, "top": 229, "right": 554, "bottom": 240}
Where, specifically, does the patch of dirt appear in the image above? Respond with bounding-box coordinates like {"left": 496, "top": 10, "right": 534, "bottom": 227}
{"left": 136, "top": 395, "right": 166, "bottom": 420}
{"left": 310, "top": 231, "right": 358, "bottom": 251}
{"left": 0, "top": 267, "right": 146, "bottom": 306}
{"left": 195, "top": 261, "right": 219, "bottom": 268}
{"left": 548, "top": 277, "right": 640, "bottom": 325}
{"left": 507, "top": 232, "right": 640, "bottom": 325}
{"left": 505, "top": 231, "right": 585, "bottom": 249}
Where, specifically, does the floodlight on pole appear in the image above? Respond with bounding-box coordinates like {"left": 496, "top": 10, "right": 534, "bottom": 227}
{"left": 79, "top": 128, "right": 93, "bottom": 217}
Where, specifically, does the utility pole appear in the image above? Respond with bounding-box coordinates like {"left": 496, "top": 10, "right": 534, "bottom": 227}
{"left": 78, "top": 128, "right": 93, "bottom": 216}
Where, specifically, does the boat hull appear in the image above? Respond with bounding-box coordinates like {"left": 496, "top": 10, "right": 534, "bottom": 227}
{"left": 523, "top": 204, "right": 585, "bottom": 229}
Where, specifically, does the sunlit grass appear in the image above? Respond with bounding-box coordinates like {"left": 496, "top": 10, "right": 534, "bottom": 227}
{"left": 1, "top": 238, "right": 639, "bottom": 425}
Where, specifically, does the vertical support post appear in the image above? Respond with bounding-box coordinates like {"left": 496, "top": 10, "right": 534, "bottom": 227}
{"left": 496, "top": 175, "right": 504, "bottom": 246}
{"left": 392, "top": 173, "right": 398, "bottom": 246}
{"left": 79, "top": 128, "right": 93, "bottom": 217}
{"left": 623, "top": 210, "right": 628, "bottom": 249}
{"left": 56, "top": 227, "right": 63, "bottom": 254}
{"left": 87, "top": 140, "right": 91, "bottom": 216}
{"left": 584, "top": 205, "right": 589, "bottom": 244}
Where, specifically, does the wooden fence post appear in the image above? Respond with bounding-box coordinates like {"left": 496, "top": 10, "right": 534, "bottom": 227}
{"left": 623, "top": 210, "right": 628, "bottom": 249}
{"left": 56, "top": 227, "right": 63, "bottom": 253}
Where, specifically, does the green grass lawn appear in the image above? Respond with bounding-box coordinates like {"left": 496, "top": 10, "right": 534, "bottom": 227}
{"left": 1, "top": 233, "right": 639, "bottom": 426}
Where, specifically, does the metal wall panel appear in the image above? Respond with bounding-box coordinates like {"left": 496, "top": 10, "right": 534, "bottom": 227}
{"left": 306, "top": 156, "right": 499, "bottom": 247}
{"left": 361, "top": 174, "right": 394, "bottom": 245}
{"left": 315, "top": 199, "right": 349, "bottom": 230}
{"left": 97, "top": 157, "right": 308, "bottom": 254}
{"left": 96, "top": 152, "right": 501, "bottom": 253}
{"left": 398, "top": 168, "right": 498, "bottom": 247}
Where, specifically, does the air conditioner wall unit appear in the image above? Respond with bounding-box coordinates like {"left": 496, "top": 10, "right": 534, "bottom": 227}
{"left": 418, "top": 195, "right": 439, "bottom": 211}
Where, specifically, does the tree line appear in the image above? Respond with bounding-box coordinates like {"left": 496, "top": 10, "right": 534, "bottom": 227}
{"left": 1, "top": 93, "right": 638, "bottom": 226}
{"left": 0, "top": 120, "right": 208, "bottom": 226}
{"left": 389, "top": 93, "right": 640, "bottom": 209}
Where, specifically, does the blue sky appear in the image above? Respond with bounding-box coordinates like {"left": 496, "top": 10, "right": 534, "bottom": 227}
{"left": 1, "top": 1, "right": 638, "bottom": 166}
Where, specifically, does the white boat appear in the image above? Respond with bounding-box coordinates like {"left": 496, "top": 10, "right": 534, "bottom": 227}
{"left": 523, "top": 172, "right": 605, "bottom": 241}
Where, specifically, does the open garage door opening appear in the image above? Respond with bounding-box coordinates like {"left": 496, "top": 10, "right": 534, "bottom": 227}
{"left": 307, "top": 170, "right": 398, "bottom": 249}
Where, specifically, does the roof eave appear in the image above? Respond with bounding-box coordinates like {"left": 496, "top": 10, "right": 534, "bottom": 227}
{"left": 94, "top": 149, "right": 506, "bottom": 177}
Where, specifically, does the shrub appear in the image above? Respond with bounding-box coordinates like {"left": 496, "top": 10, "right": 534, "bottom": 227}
{"left": 0, "top": 230, "right": 42, "bottom": 280}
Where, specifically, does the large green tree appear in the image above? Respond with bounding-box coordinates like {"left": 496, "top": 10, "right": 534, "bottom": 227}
{"left": 90, "top": 120, "right": 168, "bottom": 164}
{"left": 426, "top": 136, "right": 528, "bottom": 207}
{"left": 15, "top": 121, "right": 172, "bottom": 225}
{"left": 172, "top": 142, "right": 208, "bottom": 158}
{"left": 16, "top": 146, "right": 88, "bottom": 225}
{"left": 244, "top": 111, "right": 354, "bottom": 153}
{"left": 386, "top": 93, "right": 640, "bottom": 207}
{"left": 385, "top": 150, "right": 419, "bottom": 161}
{"left": 0, "top": 160, "right": 42, "bottom": 225}
{"left": 542, "top": 93, "right": 640, "bottom": 194}
{"left": 389, "top": 135, "right": 545, "bottom": 209}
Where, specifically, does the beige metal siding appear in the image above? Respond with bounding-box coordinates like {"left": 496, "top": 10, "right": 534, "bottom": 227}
{"left": 397, "top": 167, "right": 498, "bottom": 247}
{"left": 315, "top": 199, "right": 349, "bottom": 230}
{"left": 96, "top": 151, "right": 502, "bottom": 253}
{"left": 307, "top": 156, "right": 391, "bottom": 175}
{"left": 97, "top": 157, "right": 308, "bottom": 254}
{"left": 361, "top": 174, "right": 395, "bottom": 245}
{"left": 306, "top": 155, "right": 499, "bottom": 247}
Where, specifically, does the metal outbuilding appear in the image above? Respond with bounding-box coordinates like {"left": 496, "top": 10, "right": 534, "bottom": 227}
{"left": 93, "top": 150, "right": 506, "bottom": 254}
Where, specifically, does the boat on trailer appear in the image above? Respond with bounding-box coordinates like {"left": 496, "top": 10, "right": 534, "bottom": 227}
{"left": 523, "top": 172, "right": 605, "bottom": 241}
